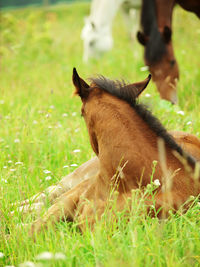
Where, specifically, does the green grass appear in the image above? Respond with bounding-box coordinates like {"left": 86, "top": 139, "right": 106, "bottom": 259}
{"left": 0, "top": 2, "right": 200, "bottom": 266}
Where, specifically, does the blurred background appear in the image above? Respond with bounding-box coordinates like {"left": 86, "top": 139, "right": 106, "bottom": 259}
{"left": 1, "top": 0, "right": 86, "bottom": 9}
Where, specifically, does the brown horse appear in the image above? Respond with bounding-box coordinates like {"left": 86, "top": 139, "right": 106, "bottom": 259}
{"left": 137, "top": 0, "right": 200, "bottom": 104}
{"left": 28, "top": 69, "right": 200, "bottom": 235}
{"left": 12, "top": 130, "right": 200, "bottom": 217}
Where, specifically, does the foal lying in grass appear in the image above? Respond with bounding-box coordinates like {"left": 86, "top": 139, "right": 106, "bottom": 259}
{"left": 14, "top": 69, "right": 200, "bottom": 235}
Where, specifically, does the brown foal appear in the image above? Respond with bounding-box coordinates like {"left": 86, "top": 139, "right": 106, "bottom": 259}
{"left": 25, "top": 69, "right": 200, "bottom": 236}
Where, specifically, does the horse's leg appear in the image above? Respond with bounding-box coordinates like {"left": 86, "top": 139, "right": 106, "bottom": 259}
{"left": 30, "top": 179, "right": 91, "bottom": 236}
{"left": 11, "top": 157, "right": 99, "bottom": 216}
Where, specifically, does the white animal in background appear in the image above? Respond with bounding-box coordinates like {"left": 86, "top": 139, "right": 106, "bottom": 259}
{"left": 81, "top": 0, "right": 141, "bottom": 62}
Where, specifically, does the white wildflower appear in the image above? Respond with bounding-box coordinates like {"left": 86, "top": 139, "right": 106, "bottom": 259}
{"left": 153, "top": 179, "right": 161, "bottom": 186}
{"left": 1, "top": 179, "right": 8, "bottom": 183}
{"left": 72, "top": 112, "right": 77, "bottom": 117}
{"left": 45, "top": 176, "right": 52, "bottom": 181}
{"left": 57, "top": 123, "right": 62, "bottom": 128}
{"left": 48, "top": 125, "right": 52, "bottom": 129}
{"left": 10, "top": 169, "right": 16, "bottom": 172}
{"left": 140, "top": 66, "right": 149, "bottom": 72}
{"left": 0, "top": 252, "right": 4, "bottom": 258}
{"left": 54, "top": 252, "right": 66, "bottom": 260}
{"left": 19, "top": 261, "right": 36, "bottom": 267}
{"left": 49, "top": 105, "right": 55, "bottom": 109}
{"left": 15, "top": 162, "right": 23, "bottom": 165}
{"left": 3, "top": 166, "right": 7, "bottom": 169}
{"left": 36, "top": 251, "right": 54, "bottom": 260}
{"left": 145, "top": 93, "right": 151, "bottom": 98}
{"left": 33, "top": 120, "right": 38, "bottom": 124}
{"left": 70, "top": 164, "right": 78, "bottom": 167}
{"left": 43, "top": 170, "right": 51, "bottom": 174}
{"left": 187, "top": 121, "right": 192, "bottom": 125}
{"left": 45, "top": 113, "right": 50, "bottom": 118}
{"left": 75, "top": 128, "right": 79, "bottom": 133}
{"left": 8, "top": 160, "right": 12, "bottom": 163}
{"left": 73, "top": 149, "right": 81, "bottom": 153}
{"left": 62, "top": 113, "right": 68, "bottom": 117}
{"left": 177, "top": 110, "right": 185, "bottom": 116}
{"left": 63, "top": 165, "right": 69, "bottom": 168}
{"left": 14, "top": 139, "right": 20, "bottom": 143}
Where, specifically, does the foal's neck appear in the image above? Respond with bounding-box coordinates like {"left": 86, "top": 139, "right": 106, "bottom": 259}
{"left": 94, "top": 102, "right": 195, "bottom": 187}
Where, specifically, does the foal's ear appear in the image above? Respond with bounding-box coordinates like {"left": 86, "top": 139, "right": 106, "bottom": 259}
{"left": 137, "top": 31, "right": 147, "bottom": 46}
{"left": 127, "top": 74, "right": 151, "bottom": 98}
{"left": 163, "top": 26, "right": 172, "bottom": 43}
{"left": 72, "top": 68, "right": 90, "bottom": 99}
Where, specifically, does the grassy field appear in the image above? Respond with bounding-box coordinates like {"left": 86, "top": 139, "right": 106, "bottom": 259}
{"left": 1, "top": 2, "right": 200, "bottom": 266}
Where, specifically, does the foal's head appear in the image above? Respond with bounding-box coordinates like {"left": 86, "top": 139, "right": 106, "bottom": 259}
{"left": 72, "top": 68, "right": 151, "bottom": 155}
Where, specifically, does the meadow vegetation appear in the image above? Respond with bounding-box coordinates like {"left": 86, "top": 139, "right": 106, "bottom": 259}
{"left": 0, "top": 2, "right": 200, "bottom": 266}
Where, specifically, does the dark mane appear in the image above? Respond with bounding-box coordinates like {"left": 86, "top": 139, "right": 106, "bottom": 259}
{"left": 141, "top": 0, "right": 167, "bottom": 63}
{"left": 90, "top": 76, "right": 196, "bottom": 167}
